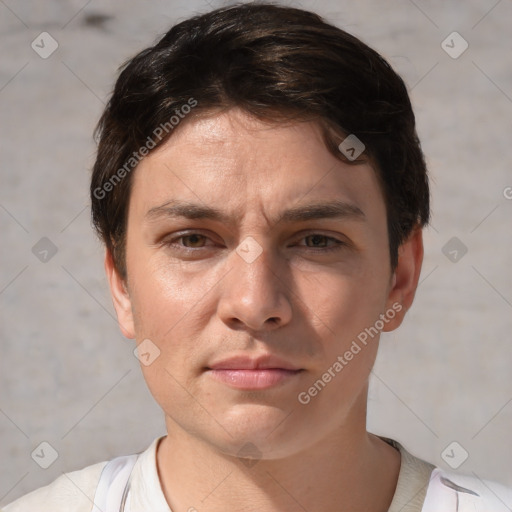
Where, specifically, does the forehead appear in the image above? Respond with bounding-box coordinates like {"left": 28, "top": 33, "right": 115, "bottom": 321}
{"left": 128, "top": 108, "right": 386, "bottom": 225}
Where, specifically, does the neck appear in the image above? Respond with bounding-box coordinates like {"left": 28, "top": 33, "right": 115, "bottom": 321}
{"left": 156, "top": 397, "right": 401, "bottom": 512}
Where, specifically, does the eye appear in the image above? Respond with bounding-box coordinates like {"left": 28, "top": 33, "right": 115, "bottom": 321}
{"left": 162, "top": 231, "right": 346, "bottom": 255}
{"left": 163, "top": 232, "right": 214, "bottom": 252}
{"left": 179, "top": 233, "right": 208, "bottom": 248}
{"left": 297, "top": 234, "right": 345, "bottom": 252}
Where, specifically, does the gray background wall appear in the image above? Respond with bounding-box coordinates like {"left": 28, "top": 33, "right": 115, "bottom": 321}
{"left": 1, "top": 0, "right": 511, "bottom": 506}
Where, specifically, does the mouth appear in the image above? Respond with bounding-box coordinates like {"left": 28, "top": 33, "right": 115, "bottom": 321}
{"left": 205, "top": 353, "right": 304, "bottom": 390}
{"left": 206, "top": 368, "right": 304, "bottom": 390}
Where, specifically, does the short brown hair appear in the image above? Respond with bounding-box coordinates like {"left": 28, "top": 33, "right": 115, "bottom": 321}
{"left": 91, "top": 1, "right": 430, "bottom": 280}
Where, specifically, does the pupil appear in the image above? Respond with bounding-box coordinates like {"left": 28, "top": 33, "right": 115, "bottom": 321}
{"left": 309, "top": 235, "right": 325, "bottom": 246}
{"left": 187, "top": 235, "right": 202, "bottom": 246}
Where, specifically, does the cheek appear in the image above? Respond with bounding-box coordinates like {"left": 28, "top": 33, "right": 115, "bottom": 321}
{"left": 129, "top": 256, "right": 215, "bottom": 336}
{"left": 294, "top": 264, "right": 389, "bottom": 343}
{"left": 294, "top": 271, "right": 386, "bottom": 407}
{"left": 129, "top": 259, "right": 225, "bottom": 387}
{"left": 130, "top": 264, "right": 213, "bottom": 408}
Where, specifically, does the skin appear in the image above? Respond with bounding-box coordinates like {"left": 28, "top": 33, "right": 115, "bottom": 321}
{"left": 105, "top": 107, "right": 424, "bottom": 512}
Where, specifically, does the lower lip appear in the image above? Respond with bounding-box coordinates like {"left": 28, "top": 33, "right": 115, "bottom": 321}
{"left": 207, "top": 369, "right": 302, "bottom": 389}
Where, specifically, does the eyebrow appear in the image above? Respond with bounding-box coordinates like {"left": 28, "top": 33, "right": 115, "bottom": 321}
{"left": 144, "top": 199, "right": 366, "bottom": 225}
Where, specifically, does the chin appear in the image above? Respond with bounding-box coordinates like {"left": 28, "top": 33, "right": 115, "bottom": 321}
{"left": 209, "top": 407, "right": 311, "bottom": 459}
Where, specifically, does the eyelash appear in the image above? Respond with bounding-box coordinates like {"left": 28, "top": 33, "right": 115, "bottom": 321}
{"left": 163, "top": 232, "right": 345, "bottom": 253}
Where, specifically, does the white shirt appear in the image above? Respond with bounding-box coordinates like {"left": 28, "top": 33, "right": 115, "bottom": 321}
{"left": 1, "top": 435, "right": 499, "bottom": 512}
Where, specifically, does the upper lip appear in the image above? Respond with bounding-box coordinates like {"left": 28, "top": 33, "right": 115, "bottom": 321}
{"left": 207, "top": 354, "right": 302, "bottom": 371}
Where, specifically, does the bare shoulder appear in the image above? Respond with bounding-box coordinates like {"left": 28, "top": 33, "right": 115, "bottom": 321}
{"left": 3, "top": 461, "right": 107, "bottom": 512}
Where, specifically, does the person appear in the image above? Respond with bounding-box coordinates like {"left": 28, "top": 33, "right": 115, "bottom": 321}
{"left": 4, "top": 2, "right": 512, "bottom": 511}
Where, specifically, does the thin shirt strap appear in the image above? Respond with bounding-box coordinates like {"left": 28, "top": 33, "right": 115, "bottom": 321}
{"left": 422, "top": 468, "right": 483, "bottom": 512}
{"left": 92, "top": 454, "right": 139, "bottom": 512}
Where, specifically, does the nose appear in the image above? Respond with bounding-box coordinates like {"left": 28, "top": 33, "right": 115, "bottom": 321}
{"left": 216, "top": 239, "right": 293, "bottom": 332}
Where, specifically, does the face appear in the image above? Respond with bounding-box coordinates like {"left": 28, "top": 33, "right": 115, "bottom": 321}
{"left": 106, "top": 107, "right": 422, "bottom": 460}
